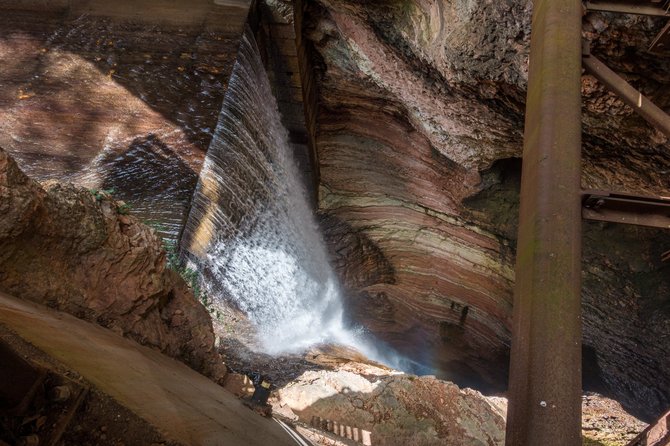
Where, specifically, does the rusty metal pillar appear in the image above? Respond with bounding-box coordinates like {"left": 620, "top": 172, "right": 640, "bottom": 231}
{"left": 582, "top": 54, "right": 670, "bottom": 138}
{"left": 505, "top": 1, "right": 583, "bottom": 445}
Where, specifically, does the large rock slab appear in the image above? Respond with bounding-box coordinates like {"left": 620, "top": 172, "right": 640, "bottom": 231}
{"left": 274, "top": 362, "right": 506, "bottom": 446}
{"left": 0, "top": 292, "right": 296, "bottom": 446}
{"left": 0, "top": 147, "right": 224, "bottom": 380}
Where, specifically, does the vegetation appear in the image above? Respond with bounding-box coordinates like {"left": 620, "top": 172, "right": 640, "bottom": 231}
{"left": 89, "top": 187, "right": 116, "bottom": 202}
{"left": 117, "top": 202, "right": 132, "bottom": 215}
{"left": 162, "top": 239, "right": 209, "bottom": 308}
{"left": 88, "top": 187, "right": 131, "bottom": 214}
{"left": 140, "top": 216, "right": 220, "bottom": 318}
{"left": 86, "top": 188, "right": 221, "bottom": 320}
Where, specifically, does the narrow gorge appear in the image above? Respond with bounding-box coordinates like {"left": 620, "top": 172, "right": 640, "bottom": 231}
{"left": 0, "top": 0, "right": 669, "bottom": 445}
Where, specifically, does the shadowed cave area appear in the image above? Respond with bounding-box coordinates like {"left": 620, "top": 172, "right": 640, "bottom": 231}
{"left": 464, "top": 157, "right": 670, "bottom": 420}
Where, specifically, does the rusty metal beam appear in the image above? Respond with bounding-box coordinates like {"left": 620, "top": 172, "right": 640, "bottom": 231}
{"left": 650, "top": 20, "right": 670, "bottom": 52}
{"left": 585, "top": 0, "right": 670, "bottom": 16}
{"left": 582, "top": 189, "right": 670, "bottom": 228}
{"left": 505, "top": 0, "right": 583, "bottom": 445}
{"left": 583, "top": 54, "right": 670, "bottom": 138}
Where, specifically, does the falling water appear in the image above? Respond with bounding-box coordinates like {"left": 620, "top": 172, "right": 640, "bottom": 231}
{"left": 181, "top": 29, "right": 413, "bottom": 368}
{"left": 183, "top": 29, "right": 350, "bottom": 354}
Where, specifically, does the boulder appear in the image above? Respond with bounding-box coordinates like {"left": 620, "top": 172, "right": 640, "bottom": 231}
{"left": 0, "top": 147, "right": 225, "bottom": 381}
{"left": 274, "top": 362, "right": 505, "bottom": 446}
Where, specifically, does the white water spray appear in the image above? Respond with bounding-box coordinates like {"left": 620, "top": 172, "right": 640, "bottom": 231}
{"left": 182, "top": 29, "right": 410, "bottom": 368}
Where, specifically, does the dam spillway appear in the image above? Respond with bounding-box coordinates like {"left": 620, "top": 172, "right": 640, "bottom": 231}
{"left": 0, "top": 0, "right": 250, "bottom": 240}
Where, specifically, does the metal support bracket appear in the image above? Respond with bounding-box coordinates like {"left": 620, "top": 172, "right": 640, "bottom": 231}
{"left": 582, "top": 189, "right": 670, "bottom": 229}
{"left": 650, "top": 20, "right": 670, "bottom": 52}
{"left": 585, "top": 0, "right": 670, "bottom": 16}
{"left": 582, "top": 54, "right": 670, "bottom": 138}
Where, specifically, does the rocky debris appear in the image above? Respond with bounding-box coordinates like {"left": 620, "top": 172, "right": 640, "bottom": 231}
{"left": 582, "top": 393, "right": 648, "bottom": 446}
{"left": 474, "top": 392, "right": 649, "bottom": 445}
{"left": 0, "top": 147, "right": 225, "bottom": 381}
{"left": 215, "top": 312, "right": 647, "bottom": 444}
{"left": 224, "top": 373, "right": 256, "bottom": 399}
{"left": 272, "top": 361, "right": 505, "bottom": 446}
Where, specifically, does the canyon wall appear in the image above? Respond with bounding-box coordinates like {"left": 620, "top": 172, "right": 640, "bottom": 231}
{"left": 1, "top": 0, "right": 667, "bottom": 422}
{"left": 300, "top": 0, "right": 670, "bottom": 418}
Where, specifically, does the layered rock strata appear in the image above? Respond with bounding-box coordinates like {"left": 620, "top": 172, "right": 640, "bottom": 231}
{"left": 301, "top": 0, "right": 670, "bottom": 417}
{"left": 303, "top": 0, "right": 525, "bottom": 391}
{"left": 0, "top": 147, "right": 225, "bottom": 380}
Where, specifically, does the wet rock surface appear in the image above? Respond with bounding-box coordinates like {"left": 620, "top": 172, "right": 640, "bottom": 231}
{"left": 0, "top": 147, "right": 225, "bottom": 380}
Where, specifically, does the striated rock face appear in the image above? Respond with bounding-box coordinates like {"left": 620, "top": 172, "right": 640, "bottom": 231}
{"left": 274, "top": 361, "right": 506, "bottom": 446}
{"left": 0, "top": 147, "right": 225, "bottom": 380}
{"left": 304, "top": 0, "right": 525, "bottom": 391}
{"left": 301, "top": 0, "right": 670, "bottom": 416}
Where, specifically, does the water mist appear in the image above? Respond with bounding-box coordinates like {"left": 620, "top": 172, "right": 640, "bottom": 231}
{"left": 181, "top": 29, "right": 412, "bottom": 371}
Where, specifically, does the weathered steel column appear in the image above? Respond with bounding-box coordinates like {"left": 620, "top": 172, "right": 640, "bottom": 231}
{"left": 505, "top": 1, "right": 583, "bottom": 445}
{"left": 582, "top": 54, "right": 670, "bottom": 139}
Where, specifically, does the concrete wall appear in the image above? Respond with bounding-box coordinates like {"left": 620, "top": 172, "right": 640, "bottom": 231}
{"left": 0, "top": 0, "right": 251, "bottom": 30}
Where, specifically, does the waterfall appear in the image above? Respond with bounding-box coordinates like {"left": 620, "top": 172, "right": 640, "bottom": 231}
{"left": 181, "top": 29, "right": 387, "bottom": 360}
